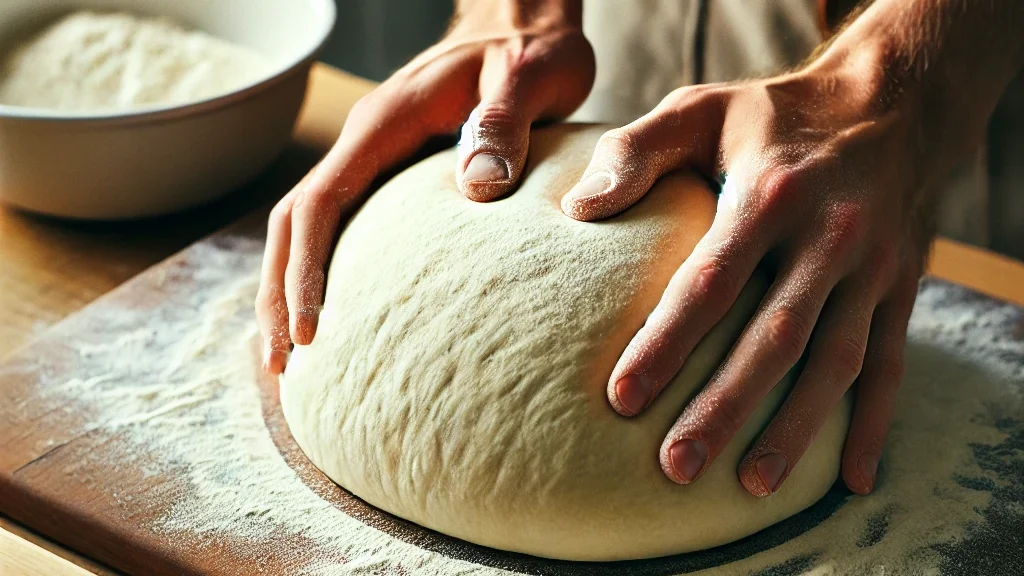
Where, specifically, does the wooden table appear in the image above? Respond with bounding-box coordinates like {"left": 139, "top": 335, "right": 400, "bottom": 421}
{"left": 2, "top": 63, "right": 1023, "bottom": 576}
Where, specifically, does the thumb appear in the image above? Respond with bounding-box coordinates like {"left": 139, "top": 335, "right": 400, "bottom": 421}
{"left": 456, "top": 98, "right": 529, "bottom": 202}
{"left": 561, "top": 86, "right": 726, "bottom": 221}
{"left": 458, "top": 33, "right": 594, "bottom": 202}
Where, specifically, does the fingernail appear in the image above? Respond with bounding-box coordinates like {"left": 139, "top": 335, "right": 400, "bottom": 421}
{"left": 463, "top": 153, "right": 509, "bottom": 183}
{"left": 614, "top": 374, "right": 652, "bottom": 416}
{"left": 755, "top": 453, "right": 789, "bottom": 494}
{"left": 669, "top": 439, "right": 708, "bottom": 483}
{"left": 565, "top": 172, "right": 612, "bottom": 203}
{"left": 857, "top": 452, "right": 879, "bottom": 492}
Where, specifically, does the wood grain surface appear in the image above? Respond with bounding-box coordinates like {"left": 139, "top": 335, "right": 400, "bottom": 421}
{"left": 1, "top": 63, "right": 1023, "bottom": 574}
{"left": 1, "top": 183, "right": 1018, "bottom": 576}
{"left": 1, "top": 526, "right": 94, "bottom": 576}
{"left": 0, "top": 63, "right": 374, "bottom": 576}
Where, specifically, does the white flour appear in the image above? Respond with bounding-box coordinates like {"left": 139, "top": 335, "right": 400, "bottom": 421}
{"left": 31, "top": 232, "right": 1024, "bottom": 575}
{"left": 0, "top": 11, "right": 271, "bottom": 112}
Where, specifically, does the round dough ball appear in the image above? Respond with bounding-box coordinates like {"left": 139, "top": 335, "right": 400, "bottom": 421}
{"left": 281, "top": 124, "right": 851, "bottom": 561}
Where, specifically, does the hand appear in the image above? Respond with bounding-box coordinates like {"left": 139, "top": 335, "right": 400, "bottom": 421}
{"left": 256, "top": 0, "right": 593, "bottom": 374}
{"left": 563, "top": 0, "right": 1023, "bottom": 497}
{"left": 567, "top": 71, "right": 926, "bottom": 498}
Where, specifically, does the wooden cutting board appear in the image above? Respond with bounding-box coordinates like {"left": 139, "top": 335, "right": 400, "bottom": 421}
{"left": 1, "top": 194, "right": 1022, "bottom": 575}
{"left": 0, "top": 206, "right": 847, "bottom": 575}
{"left": 1, "top": 65, "right": 1022, "bottom": 574}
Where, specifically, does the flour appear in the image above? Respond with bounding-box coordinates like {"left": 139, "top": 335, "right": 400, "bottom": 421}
{"left": 30, "top": 229, "right": 1024, "bottom": 574}
{"left": 0, "top": 11, "right": 271, "bottom": 112}
{"left": 44, "top": 236, "right": 515, "bottom": 574}
{"left": 693, "top": 280, "right": 1024, "bottom": 575}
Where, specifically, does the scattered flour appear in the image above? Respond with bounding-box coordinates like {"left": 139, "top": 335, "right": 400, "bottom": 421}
{"left": 32, "top": 228, "right": 1024, "bottom": 574}
{"left": 0, "top": 11, "right": 271, "bottom": 112}
{"left": 43, "top": 236, "right": 521, "bottom": 575}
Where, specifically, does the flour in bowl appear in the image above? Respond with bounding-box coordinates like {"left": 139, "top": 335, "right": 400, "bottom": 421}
{"left": 0, "top": 11, "right": 272, "bottom": 112}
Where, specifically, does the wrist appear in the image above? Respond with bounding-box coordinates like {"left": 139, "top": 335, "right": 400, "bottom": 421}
{"left": 806, "top": 23, "right": 926, "bottom": 127}
{"left": 793, "top": 30, "right": 937, "bottom": 188}
{"left": 809, "top": 0, "right": 1024, "bottom": 169}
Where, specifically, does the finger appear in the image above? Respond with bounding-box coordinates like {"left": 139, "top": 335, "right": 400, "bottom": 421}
{"left": 286, "top": 61, "right": 481, "bottom": 346}
{"left": 737, "top": 279, "right": 876, "bottom": 496}
{"left": 607, "top": 204, "right": 776, "bottom": 417}
{"left": 256, "top": 190, "right": 297, "bottom": 374}
{"left": 458, "top": 34, "right": 594, "bottom": 202}
{"left": 456, "top": 100, "right": 527, "bottom": 202}
{"left": 609, "top": 158, "right": 828, "bottom": 416}
{"left": 841, "top": 278, "right": 916, "bottom": 495}
{"left": 659, "top": 258, "right": 834, "bottom": 485}
{"left": 561, "top": 86, "right": 726, "bottom": 221}
{"left": 285, "top": 154, "right": 345, "bottom": 346}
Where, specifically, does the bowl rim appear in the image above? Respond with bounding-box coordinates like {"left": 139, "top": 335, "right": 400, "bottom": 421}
{"left": 0, "top": 0, "right": 337, "bottom": 124}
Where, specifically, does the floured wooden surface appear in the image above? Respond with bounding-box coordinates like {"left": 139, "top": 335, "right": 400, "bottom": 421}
{"left": 0, "top": 213, "right": 1021, "bottom": 575}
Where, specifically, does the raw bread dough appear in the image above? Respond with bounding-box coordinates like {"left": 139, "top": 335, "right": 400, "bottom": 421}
{"left": 281, "top": 124, "right": 851, "bottom": 561}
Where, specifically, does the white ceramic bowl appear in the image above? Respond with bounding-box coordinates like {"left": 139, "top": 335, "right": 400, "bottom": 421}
{"left": 0, "top": 0, "right": 336, "bottom": 219}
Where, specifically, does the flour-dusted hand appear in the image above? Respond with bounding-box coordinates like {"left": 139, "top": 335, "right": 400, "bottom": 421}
{"left": 256, "top": 0, "right": 593, "bottom": 374}
{"left": 563, "top": 0, "right": 1024, "bottom": 496}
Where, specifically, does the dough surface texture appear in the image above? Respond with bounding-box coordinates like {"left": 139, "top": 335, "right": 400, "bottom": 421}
{"left": 281, "top": 124, "right": 851, "bottom": 561}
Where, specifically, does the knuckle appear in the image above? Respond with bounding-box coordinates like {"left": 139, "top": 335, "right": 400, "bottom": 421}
{"left": 698, "top": 392, "right": 749, "bottom": 438}
{"left": 661, "top": 85, "right": 700, "bottom": 109}
{"left": 291, "top": 185, "right": 334, "bottom": 219}
{"left": 660, "top": 83, "right": 724, "bottom": 111}
{"left": 765, "top": 306, "right": 813, "bottom": 365}
{"left": 268, "top": 200, "right": 291, "bottom": 226}
{"left": 289, "top": 187, "right": 315, "bottom": 215}
{"left": 692, "top": 257, "right": 742, "bottom": 314}
{"left": 346, "top": 95, "right": 376, "bottom": 124}
{"left": 757, "top": 167, "right": 804, "bottom": 216}
{"left": 831, "top": 333, "right": 867, "bottom": 381}
{"left": 471, "top": 104, "right": 520, "bottom": 133}
{"left": 597, "top": 128, "right": 641, "bottom": 159}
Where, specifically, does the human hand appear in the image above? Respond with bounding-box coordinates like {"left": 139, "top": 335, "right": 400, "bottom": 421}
{"left": 559, "top": 0, "right": 1016, "bottom": 497}
{"left": 256, "top": 0, "right": 593, "bottom": 374}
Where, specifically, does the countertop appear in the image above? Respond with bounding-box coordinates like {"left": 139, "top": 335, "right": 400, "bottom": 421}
{"left": 1, "top": 63, "right": 1023, "bottom": 576}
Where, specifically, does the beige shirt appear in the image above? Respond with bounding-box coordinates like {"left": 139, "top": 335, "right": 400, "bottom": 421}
{"left": 572, "top": 0, "right": 1023, "bottom": 259}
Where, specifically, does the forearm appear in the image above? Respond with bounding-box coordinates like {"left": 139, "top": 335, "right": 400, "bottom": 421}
{"left": 815, "top": 0, "right": 1024, "bottom": 168}
{"left": 452, "top": 0, "right": 583, "bottom": 31}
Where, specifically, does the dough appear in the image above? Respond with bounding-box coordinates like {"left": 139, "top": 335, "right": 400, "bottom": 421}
{"left": 281, "top": 124, "right": 851, "bottom": 561}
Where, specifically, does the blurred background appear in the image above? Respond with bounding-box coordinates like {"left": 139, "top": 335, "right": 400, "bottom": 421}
{"left": 322, "top": 0, "right": 452, "bottom": 81}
